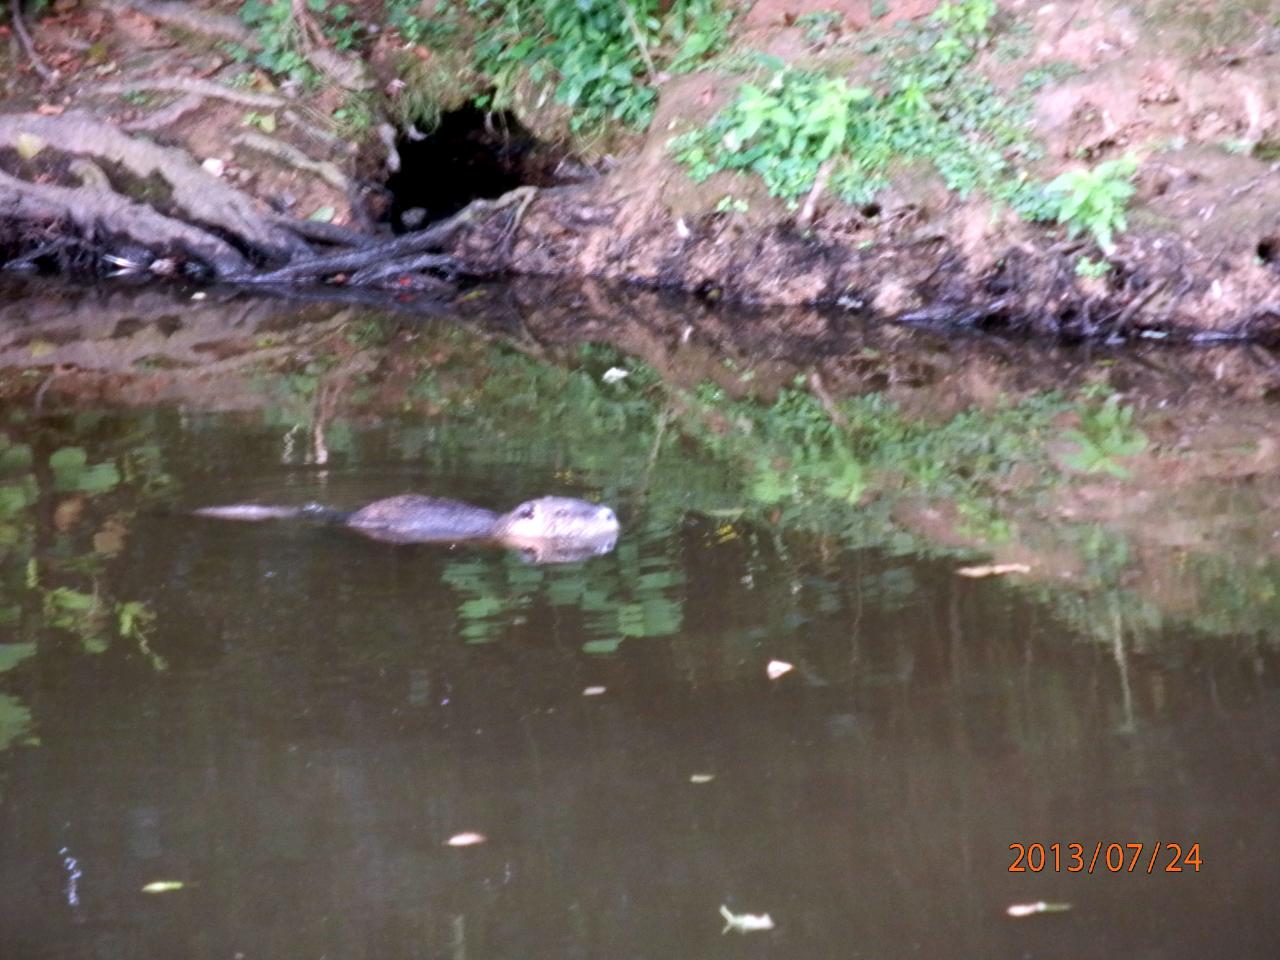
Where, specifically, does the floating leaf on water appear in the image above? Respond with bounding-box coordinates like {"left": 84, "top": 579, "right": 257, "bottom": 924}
{"left": 690, "top": 773, "right": 715, "bottom": 784}
{"left": 601, "top": 367, "right": 629, "bottom": 384}
{"left": 446, "top": 832, "right": 487, "bottom": 847}
{"left": 1006, "top": 901, "right": 1072, "bottom": 917}
{"left": 719, "top": 905, "right": 775, "bottom": 934}
{"left": 582, "top": 638, "right": 622, "bottom": 655}
{"left": 141, "top": 881, "right": 186, "bottom": 894}
{"left": 957, "top": 563, "right": 1032, "bottom": 578}
{"left": 582, "top": 686, "right": 607, "bottom": 696}
{"left": 766, "top": 659, "right": 794, "bottom": 680}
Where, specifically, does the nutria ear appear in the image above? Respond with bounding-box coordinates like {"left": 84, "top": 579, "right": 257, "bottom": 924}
{"left": 515, "top": 502, "right": 537, "bottom": 520}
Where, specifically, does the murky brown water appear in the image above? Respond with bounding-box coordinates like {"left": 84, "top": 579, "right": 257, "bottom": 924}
{"left": 1, "top": 289, "right": 1279, "bottom": 958}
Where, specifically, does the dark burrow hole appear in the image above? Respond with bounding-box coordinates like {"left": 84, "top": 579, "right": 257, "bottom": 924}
{"left": 384, "top": 105, "right": 583, "bottom": 232}
{"left": 1258, "top": 236, "right": 1279, "bottom": 267}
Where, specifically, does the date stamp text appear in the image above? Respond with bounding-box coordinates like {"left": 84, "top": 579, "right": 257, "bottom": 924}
{"left": 1008, "top": 842, "right": 1202, "bottom": 874}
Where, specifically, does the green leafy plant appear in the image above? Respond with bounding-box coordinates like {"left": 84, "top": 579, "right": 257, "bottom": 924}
{"left": 1046, "top": 155, "right": 1139, "bottom": 253}
{"left": 1061, "top": 394, "right": 1148, "bottom": 478}
{"left": 795, "top": 10, "right": 842, "bottom": 45}
{"left": 1074, "top": 256, "right": 1111, "bottom": 279}
{"left": 471, "top": 0, "right": 731, "bottom": 133}
{"left": 673, "top": 0, "right": 1049, "bottom": 211}
{"left": 236, "top": 0, "right": 364, "bottom": 84}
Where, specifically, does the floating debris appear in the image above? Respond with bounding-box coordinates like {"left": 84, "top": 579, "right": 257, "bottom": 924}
{"left": 957, "top": 563, "right": 1032, "bottom": 578}
{"left": 690, "top": 773, "right": 715, "bottom": 784}
{"left": 601, "top": 367, "right": 629, "bottom": 384}
{"left": 582, "top": 686, "right": 607, "bottom": 696}
{"left": 1006, "top": 901, "right": 1072, "bottom": 918}
{"left": 720, "top": 904, "right": 775, "bottom": 934}
{"left": 766, "top": 660, "right": 794, "bottom": 680}
{"left": 446, "top": 832, "right": 488, "bottom": 847}
{"left": 141, "top": 881, "right": 186, "bottom": 894}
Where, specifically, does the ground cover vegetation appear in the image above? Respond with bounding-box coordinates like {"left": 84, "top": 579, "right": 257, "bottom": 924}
{"left": 671, "top": 0, "right": 1137, "bottom": 249}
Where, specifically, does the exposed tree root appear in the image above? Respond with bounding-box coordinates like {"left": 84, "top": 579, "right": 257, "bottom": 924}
{"left": 0, "top": 111, "right": 308, "bottom": 265}
{"left": 0, "top": 101, "right": 535, "bottom": 292}
{"left": 241, "top": 186, "right": 537, "bottom": 286}
{"left": 12, "top": 0, "right": 57, "bottom": 84}
{"left": 0, "top": 167, "right": 250, "bottom": 275}
{"left": 103, "top": 0, "right": 253, "bottom": 45}
{"left": 91, "top": 77, "right": 287, "bottom": 110}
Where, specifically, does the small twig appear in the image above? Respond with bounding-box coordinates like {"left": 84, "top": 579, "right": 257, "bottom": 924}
{"left": 12, "top": 0, "right": 57, "bottom": 84}
{"left": 1112, "top": 277, "right": 1168, "bottom": 333}
{"left": 796, "top": 158, "right": 835, "bottom": 232}
{"left": 618, "top": 1, "right": 658, "bottom": 84}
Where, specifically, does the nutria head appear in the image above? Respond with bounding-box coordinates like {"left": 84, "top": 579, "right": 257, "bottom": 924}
{"left": 491, "top": 496, "right": 619, "bottom": 554}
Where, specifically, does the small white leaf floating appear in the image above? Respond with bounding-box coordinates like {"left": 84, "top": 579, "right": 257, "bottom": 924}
{"left": 141, "top": 881, "right": 186, "bottom": 894}
{"left": 689, "top": 773, "right": 715, "bottom": 784}
{"left": 1006, "top": 901, "right": 1072, "bottom": 918}
{"left": 582, "top": 686, "right": 607, "bottom": 696}
{"left": 766, "top": 659, "right": 794, "bottom": 680}
{"left": 446, "top": 832, "right": 487, "bottom": 847}
{"left": 957, "top": 563, "right": 1032, "bottom": 578}
{"left": 720, "top": 905, "right": 774, "bottom": 934}
{"left": 200, "top": 157, "right": 225, "bottom": 177}
{"left": 601, "top": 367, "right": 629, "bottom": 384}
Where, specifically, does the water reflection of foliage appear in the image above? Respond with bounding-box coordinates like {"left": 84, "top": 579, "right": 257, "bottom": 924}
{"left": 443, "top": 521, "right": 685, "bottom": 651}
{"left": 395, "top": 336, "right": 1276, "bottom": 652}
{"left": 0, "top": 414, "right": 172, "bottom": 750}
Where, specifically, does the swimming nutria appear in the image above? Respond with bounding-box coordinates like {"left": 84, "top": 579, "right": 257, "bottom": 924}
{"left": 195, "top": 494, "right": 619, "bottom": 564}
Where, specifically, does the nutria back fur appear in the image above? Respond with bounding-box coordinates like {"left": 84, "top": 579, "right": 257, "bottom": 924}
{"left": 195, "top": 494, "right": 619, "bottom": 563}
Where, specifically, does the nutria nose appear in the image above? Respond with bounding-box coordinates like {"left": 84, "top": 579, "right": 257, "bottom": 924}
{"left": 599, "top": 506, "right": 617, "bottom": 524}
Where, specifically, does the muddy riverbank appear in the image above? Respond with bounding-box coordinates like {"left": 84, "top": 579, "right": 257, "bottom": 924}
{"left": 1, "top": 2, "right": 1278, "bottom": 342}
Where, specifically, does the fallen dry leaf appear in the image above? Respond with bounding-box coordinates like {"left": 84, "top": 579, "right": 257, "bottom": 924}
{"left": 766, "top": 660, "right": 794, "bottom": 680}
{"left": 957, "top": 563, "right": 1032, "bottom": 578}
